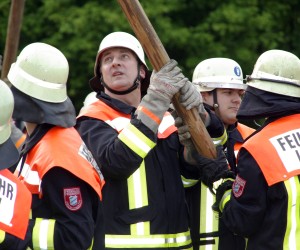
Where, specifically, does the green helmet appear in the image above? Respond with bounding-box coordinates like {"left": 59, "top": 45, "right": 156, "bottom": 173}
{"left": 246, "top": 49, "right": 300, "bottom": 97}
{"left": 8, "top": 42, "right": 69, "bottom": 103}
{"left": 0, "top": 80, "right": 14, "bottom": 144}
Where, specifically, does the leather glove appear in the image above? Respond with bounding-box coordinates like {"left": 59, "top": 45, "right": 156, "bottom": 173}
{"left": 193, "top": 145, "right": 230, "bottom": 191}
{"left": 136, "top": 59, "right": 186, "bottom": 133}
{"left": 212, "top": 172, "right": 235, "bottom": 213}
{"left": 147, "top": 59, "right": 186, "bottom": 101}
{"left": 179, "top": 81, "right": 202, "bottom": 111}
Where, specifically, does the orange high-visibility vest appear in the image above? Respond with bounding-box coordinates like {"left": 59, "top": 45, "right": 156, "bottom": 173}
{"left": 78, "top": 100, "right": 177, "bottom": 138}
{"left": 17, "top": 127, "right": 104, "bottom": 199}
{"left": 234, "top": 123, "right": 255, "bottom": 157}
{"left": 0, "top": 169, "right": 31, "bottom": 239}
{"left": 242, "top": 114, "right": 300, "bottom": 186}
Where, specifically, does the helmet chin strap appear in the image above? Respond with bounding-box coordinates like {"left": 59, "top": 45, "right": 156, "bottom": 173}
{"left": 209, "top": 89, "right": 221, "bottom": 118}
{"left": 101, "top": 64, "right": 142, "bottom": 95}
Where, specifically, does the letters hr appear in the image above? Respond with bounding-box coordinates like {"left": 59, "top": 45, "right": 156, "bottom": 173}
{"left": 0, "top": 177, "right": 14, "bottom": 200}
{"left": 276, "top": 132, "right": 300, "bottom": 161}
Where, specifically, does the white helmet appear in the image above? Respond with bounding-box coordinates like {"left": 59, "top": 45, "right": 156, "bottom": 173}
{"left": 0, "top": 80, "right": 14, "bottom": 144}
{"left": 93, "top": 31, "right": 148, "bottom": 77}
{"left": 192, "top": 58, "right": 245, "bottom": 92}
{"left": 246, "top": 49, "right": 300, "bottom": 98}
{"left": 8, "top": 42, "right": 69, "bottom": 103}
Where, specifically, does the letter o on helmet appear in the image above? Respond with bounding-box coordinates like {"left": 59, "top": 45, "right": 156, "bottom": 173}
{"left": 246, "top": 49, "right": 300, "bottom": 98}
{"left": 192, "top": 58, "right": 246, "bottom": 92}
{"left": 8, "top": 42, "right": 69, "bottom": 103}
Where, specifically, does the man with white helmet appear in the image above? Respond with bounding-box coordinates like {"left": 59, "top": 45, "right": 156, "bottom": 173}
{"left": 0, "top": 80, "right": 31, "bottom": 247}
{"left": 7, "top": 42, "right": 105, "bottom": 249}
{"left": 212, "top": 50, "right": 300, "bottom": 249}
{"left": 76, "top": 31, "right": 227, "bottom": 249}
{"left": 184, "top": 58, "right": 255, "bottom": 250}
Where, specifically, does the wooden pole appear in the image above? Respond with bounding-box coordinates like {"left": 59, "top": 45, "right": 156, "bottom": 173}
{"left": 1, "top": 0, "right": 25, "bottom": 83}
{"left": 117, "top": 0, "right": 216, "bottom": 158}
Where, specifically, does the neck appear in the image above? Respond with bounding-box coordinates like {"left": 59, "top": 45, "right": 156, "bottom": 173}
{"left": 106, "top": 88, "right": 141, "bottom": 108}
{"left": 25, "top": 122, "right": 37, "bottom": 136}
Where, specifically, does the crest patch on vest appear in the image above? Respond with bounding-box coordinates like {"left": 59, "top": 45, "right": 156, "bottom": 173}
{"left": 64, "top": 187, "right": 82, "bottom": 211}
{"left": 232, "top": 175, "right": 246, "bottom": 198}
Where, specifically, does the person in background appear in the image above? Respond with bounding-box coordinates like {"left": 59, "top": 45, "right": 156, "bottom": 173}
{"left": 77, "top": 31, "right": 228, "bottom": 249}
{"left": 6, "top": 42, "right": 105, "bottom": 250}
{"left": 185, "top": 58, "right": 254, "bottom": 250}
{"left": 0, "top": 80, "right": 31, "bottom": 247}
{"left": 213, "top": 49, "right": 300, "bottom": 249}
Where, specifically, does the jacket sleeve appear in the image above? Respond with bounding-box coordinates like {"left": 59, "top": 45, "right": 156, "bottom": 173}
{"left": 0, "top": 167, "right": 100, "bottom": 250}
{"left": 220, "top": 148, "right": 268, "bottom": 237}
{"left": 76, "top": 117, "right": 157, "bottom": 180}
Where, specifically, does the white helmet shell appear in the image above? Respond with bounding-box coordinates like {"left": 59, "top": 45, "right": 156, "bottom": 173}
{"left": 93, "top": 31, "right": 148, "bottom": 76}
{"left": 0, "top": 80, "right": 14, "bottom": 144}
{"left": 246, "top": 49, "right": 300, "bottom": 98}
{"left": 8, "top": 42, "right": 69, "bottom": 103}
{"left": 192, "top": 58, "right": 245, "bottom": 92}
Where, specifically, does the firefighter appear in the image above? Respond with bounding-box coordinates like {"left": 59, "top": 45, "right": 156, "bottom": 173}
{"left": 6, "top": 42, "right": 105, "bottom": 249}
{"left": 76, "top": 31, "right": 228, "bottom": 249}
{"left": 213, "top": 49, "right": 300, "bottom": 249}
{"left": 186, "top": 58, "right": 254, "bottom": 249}
{"left": 0, "top": 80, "right": 31, "bottom": 245}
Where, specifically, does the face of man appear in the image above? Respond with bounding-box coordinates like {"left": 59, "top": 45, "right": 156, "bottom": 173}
{"left": 202, "top": 88, "right": 244, "bottom": 127}
{"left": 99, "top": 47, "right": 145, "bottom": 93}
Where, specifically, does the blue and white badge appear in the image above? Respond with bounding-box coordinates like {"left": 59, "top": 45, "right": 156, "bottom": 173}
{"left": 234, "top": 66, "right": 241, "bottom": 76}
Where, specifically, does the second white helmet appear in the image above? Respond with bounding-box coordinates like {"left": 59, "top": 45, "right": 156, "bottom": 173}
{"left": 8, "top": 42, "right": 69, "bottom": 103}
{"left": 192, "top": 58, "right": 245, "bottom": 92}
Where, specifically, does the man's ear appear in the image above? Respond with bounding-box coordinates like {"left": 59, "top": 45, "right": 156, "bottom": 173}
{"left": 139, "top": 65, "right": 146, "bottom": 80}
{"left": 201, "top": 91, "right": 209, "bottom": 102}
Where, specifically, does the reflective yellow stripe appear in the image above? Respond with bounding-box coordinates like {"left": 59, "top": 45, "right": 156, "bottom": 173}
{"left": 212, "top": 130, "right": 227, "bottom": 146}
{"left": 199, "top": 183, "right": 219, "bottom": 250}
{"left": 0, "top": 230, "right": 5, "bottom": 243}
{"left": 105, "top": 231, "right": 191, "bottom": 248}
{"left": 127, "top": 161, "right": 150, "bottom": 235}
{"left": 119, "top": 123, "right": 156, "bottom": 158}
{"left": 219, "top": 190, "right": 231, "bottom": 212}
{"left": 181, "top": 175, "right": 199, "bottom": 188}
{"left": 33, "top": 218, "right": 55, "bottom": 250}
{"left": 283, "top": 177, "right": 300, "bottom": 250}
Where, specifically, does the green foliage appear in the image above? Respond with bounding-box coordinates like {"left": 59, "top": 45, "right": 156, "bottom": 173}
{"left": 1, "top": 0, "right": 300, "bottom": 113}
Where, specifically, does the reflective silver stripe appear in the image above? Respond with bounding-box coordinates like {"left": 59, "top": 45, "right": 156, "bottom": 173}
{"left": 105, "top": 231, "right": 191, "bottom": 248}
{"left": 200, "top": 183, "right": 219, "bottom": 250}
{"left": 119, "top": 124, "right": 155, "bottom": 158}
{"left": 283, "top": 177, "right": 300, "bottom": 249}
{"left": 33, "top": 218, "right": 55, "bottom": 250}
{"left": 181, "top": 175, "right": 199, "bottom": 188}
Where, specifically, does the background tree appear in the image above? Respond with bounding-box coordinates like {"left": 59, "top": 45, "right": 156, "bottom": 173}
{"left": 1, "top": 0, "right": 300, "bottom": 117}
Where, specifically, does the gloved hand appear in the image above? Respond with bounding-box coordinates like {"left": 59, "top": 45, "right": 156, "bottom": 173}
{"left": 147, "top": 59, "right": 186, "bottom": 101}
{"left": 212, "top": 173, "right": 235, "bottom": 213}
{"left": 179, "top": 81, "right": 203, "bottom": 111}
{"left": 193, "top": 145, "right": 231, "bottom": 191}
{"left": 136, "top": 59, "right": 186, "bottom": 133}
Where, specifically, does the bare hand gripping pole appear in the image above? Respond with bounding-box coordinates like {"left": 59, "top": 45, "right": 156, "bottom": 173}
{"left": 117, "top": 0, "right": 216, "bottom": 158}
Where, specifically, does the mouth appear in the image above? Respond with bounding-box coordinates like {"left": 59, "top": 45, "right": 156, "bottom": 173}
{"left": 112, "top": 71, "right": 123, "bottom": 77}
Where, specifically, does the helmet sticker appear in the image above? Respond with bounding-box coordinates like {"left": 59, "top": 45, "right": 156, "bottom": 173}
{"left": 234, "top": 66, "right": 241, "bottom": 77}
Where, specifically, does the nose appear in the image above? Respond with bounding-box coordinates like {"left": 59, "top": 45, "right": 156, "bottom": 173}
{"left": 112, "top": 57, "right": 121, "bottom": 66}
{"left": 232, "top": 92, "right": 242, "bottom": 104}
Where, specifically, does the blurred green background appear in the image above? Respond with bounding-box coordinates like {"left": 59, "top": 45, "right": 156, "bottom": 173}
{"left": 1, "top": 0, "right": 300, "bottom": 126}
